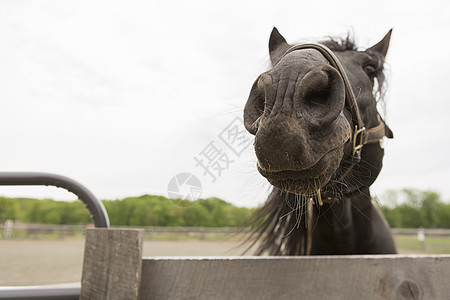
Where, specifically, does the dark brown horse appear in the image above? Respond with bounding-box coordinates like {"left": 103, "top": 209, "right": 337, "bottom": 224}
{"left": 244, "top": 28, "right": 397, "bottom": 255}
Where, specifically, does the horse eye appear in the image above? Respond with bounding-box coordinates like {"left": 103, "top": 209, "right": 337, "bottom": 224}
{"left": 363, "top": 64, "right": 378, "bottom": 76}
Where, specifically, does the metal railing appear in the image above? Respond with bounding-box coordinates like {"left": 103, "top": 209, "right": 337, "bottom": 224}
{"left": 0, "top": 172, "right": 109, "bottom": 228}
{"left": 0, "top": 172, "right": 110, "bottom": 299}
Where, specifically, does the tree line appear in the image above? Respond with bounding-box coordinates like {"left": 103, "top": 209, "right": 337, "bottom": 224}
{"left": 0, "top": 189, "right": 449, "bottom": 228}
{"left": 379, "top": 189, "right": 450, "bottom": 228}
{"left": 0, "top": 195, "right": 256, "bottom": 227}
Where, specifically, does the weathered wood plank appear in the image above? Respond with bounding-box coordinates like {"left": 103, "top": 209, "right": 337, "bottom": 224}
{"left": 80, "top": 228, "right": 144, "bottom": 300}
{"left": 139, "top": 255, "right": 450, "bottom": 300}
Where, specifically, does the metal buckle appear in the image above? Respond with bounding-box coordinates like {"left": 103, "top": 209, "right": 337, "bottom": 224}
{"left": 352, "top": 125, "right": 366, "bottom": 157}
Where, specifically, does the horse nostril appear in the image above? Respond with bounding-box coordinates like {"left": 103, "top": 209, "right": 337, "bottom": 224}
{"left": 301, "top": 70, "right": 332, "bottom": 108}
{"left": 295, "top": 65, "right": 345, "bottom": 127}
{"left": 244, "top": 73, "right": 272, "bottom": 135}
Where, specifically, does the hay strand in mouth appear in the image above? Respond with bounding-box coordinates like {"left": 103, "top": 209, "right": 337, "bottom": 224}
{"left": 317, "top": 189, "right": 323, "bottom": 206}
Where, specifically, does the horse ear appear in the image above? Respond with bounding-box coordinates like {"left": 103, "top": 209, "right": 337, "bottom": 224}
{"left": 269, "top": 27, "right": 290, "bottom": 66}
{"left": 366, "top": 29, "right": 393, "bottom": 58}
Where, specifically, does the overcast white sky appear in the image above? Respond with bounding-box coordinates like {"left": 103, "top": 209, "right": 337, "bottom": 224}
{"left": 1, "top": 0, "right": 449, "bottom": 207}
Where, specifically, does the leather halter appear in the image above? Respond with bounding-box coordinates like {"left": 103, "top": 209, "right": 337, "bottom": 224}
{"left": 282, "top": 43, "right": 388, "bottom": 161}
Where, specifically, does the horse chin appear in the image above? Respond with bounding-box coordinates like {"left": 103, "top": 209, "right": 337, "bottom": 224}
{"left": 257, "top": 146, "right": 344, "bottom": 195}
{"left": 267, "top": 178, "right": 326, "bottom": 195}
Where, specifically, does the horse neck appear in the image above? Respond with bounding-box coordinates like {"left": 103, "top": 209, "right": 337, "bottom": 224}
{"left": 250, "top": 187, "right": 375, "bottom": 255}
{"left": 310, "top": 187, "right": 374, "bottom": 254}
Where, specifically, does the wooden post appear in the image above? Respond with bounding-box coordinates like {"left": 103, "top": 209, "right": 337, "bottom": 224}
{"left": 80, "top": 228, "right": 144, "bottom": 300}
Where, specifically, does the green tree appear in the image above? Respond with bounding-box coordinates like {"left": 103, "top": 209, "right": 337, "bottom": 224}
{"left": 0, "top": 197, "right": 16, "bottom": 220}
{"left": 380, "top": 189, "right": 450, "bottom": 229}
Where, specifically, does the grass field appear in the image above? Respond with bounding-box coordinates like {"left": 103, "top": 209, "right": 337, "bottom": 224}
{"left": 395, "top": 235, "right": 450, "bottom": 254}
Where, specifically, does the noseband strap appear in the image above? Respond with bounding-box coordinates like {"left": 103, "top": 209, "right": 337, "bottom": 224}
{"left": 282, "top": 43, "right": 388, "bottom": 160}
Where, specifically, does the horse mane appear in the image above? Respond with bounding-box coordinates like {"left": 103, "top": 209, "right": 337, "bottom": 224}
{"left": 319, "top": 36, "right": 357, "bottom": 52}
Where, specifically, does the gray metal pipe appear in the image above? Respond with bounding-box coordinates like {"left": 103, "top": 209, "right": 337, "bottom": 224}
{"left": 0, "top": 172, "right": 110, "bottom": 228}
{"left": 0, "top": 172, "right": 109, "bottom": 298}
{"left": 0, "top": 284, "right": 80, "bottom": 300}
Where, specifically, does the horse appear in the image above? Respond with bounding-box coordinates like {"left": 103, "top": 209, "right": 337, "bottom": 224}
{"left": 243, "top": 28, "right": 397, "bottom": 255}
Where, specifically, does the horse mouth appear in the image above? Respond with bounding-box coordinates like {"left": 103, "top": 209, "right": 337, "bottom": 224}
{"left": 257, "top": 146, "right": 344, "bottom": 195}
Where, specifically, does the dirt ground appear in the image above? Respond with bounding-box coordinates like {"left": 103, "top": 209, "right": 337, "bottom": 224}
{"left": 1, "top": 238, "right": 428, "bottom": 286}
{"left": 0, "top": 239, "right": 256, "bottom": 286}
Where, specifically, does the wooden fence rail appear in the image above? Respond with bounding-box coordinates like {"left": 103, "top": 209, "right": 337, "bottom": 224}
{"left": 80, "top": 228, "right": 450, "bottom": 300}
{"left": 3, "top": 222, "right": 450, "bottom": 237}
{"left": 3, "top": 223, "right": 450, "bottom": 253}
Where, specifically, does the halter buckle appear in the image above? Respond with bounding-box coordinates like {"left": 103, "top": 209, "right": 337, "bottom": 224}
{"left": 352, "top": 125, "right": 366, "bottom": 158}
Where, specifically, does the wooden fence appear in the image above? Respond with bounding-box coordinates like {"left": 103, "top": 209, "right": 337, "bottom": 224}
{"left": 0, "top": 223, "right": 242, "bottom": 240}
{"left": 80, "top": 228, "right": 450, "bottom": 300}
{"left": 3, "top": 222, "right": 450, "bottom": 238}
{"left": 0, "top": 222, "right": 86, "bottom": 239}
{"left": 3, "top": 222, "right": 450, "bottom": 253}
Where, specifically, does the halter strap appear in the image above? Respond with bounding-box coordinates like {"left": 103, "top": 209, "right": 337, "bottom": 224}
{"left": 282, "top": 43, "right": 387, "bottom": 160}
